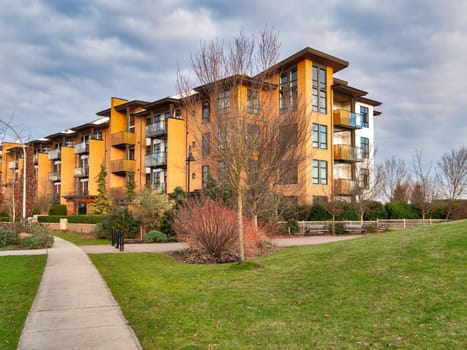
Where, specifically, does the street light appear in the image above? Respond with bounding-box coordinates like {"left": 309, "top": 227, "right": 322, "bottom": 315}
{"left": 0, "top": 119, "right": 27, "bottom": 223}
{"left": 186, "top": 146, "right": 195, "bottom": 194}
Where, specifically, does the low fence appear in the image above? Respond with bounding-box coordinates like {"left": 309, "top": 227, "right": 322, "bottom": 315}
{"left": 290, "top": 219, "right": 446, "bottom": 235}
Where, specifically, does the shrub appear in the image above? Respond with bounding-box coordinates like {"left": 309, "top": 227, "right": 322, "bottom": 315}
{"left": 364, "top": 201, "right": 388, "bottom": 220}
{"left": 19, "top": 223, "right": 54, "bottom": 249}
{"left": 48, "top": 204, "right": 67, "bottom": 216}
{"left": 67, "top": 215, "right": 103, "bottom": 224}
{"left": 287, "top": 218, "right": 300, "bottom": 233}
{"left": 308, "top": 204, "right": 332, "bottom": 221}
{"left": 336, "top": 205, "right": 359, "bottom": 221}
{"left": 37, "top": 215, "right": 65, "bottom": 223}
{"left": 97, "top": 208, "right": 139, "bottom": 239}
{"left": 144, "top": 230, "right": 168, "bottom": 243}
{"left": 385, "top": 201, "right": 420, "bottom": 219}
{"left": 174, "top": 198, "right": 238, "bottom": 259}
{"left": 334, "top": 222, "right": 346, "bottom": 235}
{"left": 94, "top": 222, "right": 111, "bottom": 240}
{"left": 0, "top": 229, "right": 18, "bottom": 246}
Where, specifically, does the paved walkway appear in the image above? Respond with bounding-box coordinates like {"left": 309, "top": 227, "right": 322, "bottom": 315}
{"left": 18, "top": 237, "right": 142, "bottom": 350}
{"left": 14, "top": 234, "right": 362, "bottom": 349}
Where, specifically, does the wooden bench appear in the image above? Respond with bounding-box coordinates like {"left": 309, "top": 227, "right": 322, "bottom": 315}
{"left": 344, "top": 224, "right": 367, "bottom": 234}
{"left": 304, "top": 223, "right": 329, "bottom": 236}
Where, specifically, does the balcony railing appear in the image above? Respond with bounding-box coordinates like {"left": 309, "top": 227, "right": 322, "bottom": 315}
{"left": 145, "top": 153, "right": 167, "bottom": 167}
{"left": 48, "top": 172, "right": 61, "bottom": 182}
{"left": 111, "top": 131, "right": 136, "bottom": 147}
{"left": 8, "top": 160, "right": 18, "bottom": 169}
{"left": 334, "top": 178, "right": 357, "bottom": 195}
{"left": 74, "top": 167, "right": 89, "bottom": 178}
{"left": 74, "top": 142, "right": 89, "bottom": 154}
{"left": 334, "top": 144, "right": 362, "bottom": 162}
{"left": 48, "top": 149, "right": 61, "bottom": 160}
{"left": 333, "top": 109, "right": 362, "bottom": 129}
{"left": 150, "top": 182, "right": 166, "bottom": 194}
{"left": 145, "top": 122, "right": 166, "bottom": 138}
{"left": 110, "top": 159, "right": 136, "bottom": 173}
{"left": 109, "top": 187, "right": 126, "bottom": 199}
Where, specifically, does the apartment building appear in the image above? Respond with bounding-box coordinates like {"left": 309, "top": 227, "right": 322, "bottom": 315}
{"left": 0, "top": 47, "right": 381, "bottom": 215}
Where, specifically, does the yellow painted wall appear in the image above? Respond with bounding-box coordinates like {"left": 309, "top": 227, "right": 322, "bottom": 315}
{"left": 37, "top": 153, "right": 51, "bottom": 199}
{"left": 88, "top": 139, "right": 106, "bottom": 195}
{"left": 60, "top": 147, "right": 75, "bottom": 205}
{"left": 166, "top": 118, "right": 187, "bottom": 193}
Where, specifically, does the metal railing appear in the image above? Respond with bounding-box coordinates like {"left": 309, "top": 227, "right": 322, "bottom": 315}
{"left": 333, "top": 109, "right": 363, "bottom": 129}
{"left": 145, "top": 122, "right": 166, "bottom": 137}
{"left": 48, "top": 149, "right": 61, "bottom": 160}
{"left": 74, "top": 167, "right": 89, "bottom": 178}
{"left": 334, "top": 144, "right": 362, "bottom": 162}
{"left": 74, "top": 142, "right": 89, "bottom": 154}
{"left": 145, "top": 152, "right": 167, "bottom": 167}
{"left": 111, "top": 229, "right": 124, "bottom": 251}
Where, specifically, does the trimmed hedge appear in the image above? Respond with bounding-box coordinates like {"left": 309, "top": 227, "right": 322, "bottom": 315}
{"left": 37, "top": 215, "right": 103, "bottom": 224}
{"left": 48, "top": 204, "right": 67, "bottom": 216}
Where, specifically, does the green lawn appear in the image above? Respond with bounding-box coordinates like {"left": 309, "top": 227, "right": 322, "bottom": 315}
{"left": 91, "top": 220, "right": 467, "bottom": 349}
{"left": 55, "top": 232, "right": 109, "bottom": 246}
{"left": 0, "top": 255, "right": 47, "bottom": 350}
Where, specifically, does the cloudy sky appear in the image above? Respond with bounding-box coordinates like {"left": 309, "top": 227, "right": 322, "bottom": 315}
{"left": 1, "top": 0, "right": 466, "bottom": 166}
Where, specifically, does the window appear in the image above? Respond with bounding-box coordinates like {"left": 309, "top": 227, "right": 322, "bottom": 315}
{"left": 129, "top": 115, "right": 135, "bottom": 132}
{"left": 92, "top": 131, "right": 102, "bottom": 140}
{"left": 361, "top": 137, "right": 369, "bottom": 159}
{"left": 360, "top": 106, "right": 369, "bottom": 128}
{"left": 312, "top": 124, "right": 327, "bottom": 149}
{"left": 312, "top": 160, "right": 328, "bottom": 185}
{"left": 128, "top": 146, "right": 135, "bottom": 160}
{"left": 313, "top": 195, "right": 328, "bottom": 204}
{"left": 218, "top": 90, "right": 231, "bottom": 113}
{"left": 247, "top": 90, "right": 260, "bottom": 114}
{"left": 218, "top": 161, "right": 226, "bottom": 181}
{"left": 360, "top": 168, "right": 369, "bottom": 189}
{"left": 202, "top": 100, "right": 210, "bottom": 123}
{"left": 279, "top": 67, "right": 297, "bottom": 112}
{"left": 202, "top": 165, "right": 210, "bottom": 189}
{"left": 202, "top": 133, "right": 210, "bottom": 156}
{"left": 312, "top": 65, "right": 327, "bottom": 114}
{"left": 247, "top": 124, "right": 260, "bottom": 149}
{"left": 280, "top": 161, "right": 298, "bottom": 185}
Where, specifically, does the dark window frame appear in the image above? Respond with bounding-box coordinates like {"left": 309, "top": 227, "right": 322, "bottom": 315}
{"left": 312, "top": 65, "right": 327, "bottom": 114}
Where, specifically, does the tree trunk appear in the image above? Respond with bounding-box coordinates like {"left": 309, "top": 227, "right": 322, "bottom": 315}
{"left": 237, "top": 184, "right": 245, "bottom": 264}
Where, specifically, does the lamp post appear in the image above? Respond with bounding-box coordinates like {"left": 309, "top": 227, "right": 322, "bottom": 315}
{"left": 0, "top": 119, "right": 27, "bottom": 223}
{"left": 186, "top": 147, "right": 195, "bottom": 194}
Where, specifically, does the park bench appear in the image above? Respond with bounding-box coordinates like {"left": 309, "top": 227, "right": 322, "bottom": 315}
{"left": 304, "top": 223, "right": 329, "bottom": 235}
{"left": 344, "top": 223, "right": 367, "bottom": 234}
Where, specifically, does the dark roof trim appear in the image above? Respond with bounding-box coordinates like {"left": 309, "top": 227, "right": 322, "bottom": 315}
{"left": 114, "top": 100, "right": 149, "bottom": 112}
{"left": 357, "top": 96, "right": 382, "bottom": 107}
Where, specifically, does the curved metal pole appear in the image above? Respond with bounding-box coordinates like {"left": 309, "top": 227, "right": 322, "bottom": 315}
{"left": 0, "top": 119, "right": 27, "bottom": 223}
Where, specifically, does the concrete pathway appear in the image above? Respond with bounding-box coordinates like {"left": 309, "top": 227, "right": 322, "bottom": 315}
{"left": 18, "top": 237, "right": 141, "bottom": 350}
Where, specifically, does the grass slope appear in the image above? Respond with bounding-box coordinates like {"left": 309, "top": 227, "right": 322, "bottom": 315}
{"left": 0, "top": 255, "right": 47, "bottom": 349}
{"left": 91, "top": 220, "right": 467, "bottom": 349}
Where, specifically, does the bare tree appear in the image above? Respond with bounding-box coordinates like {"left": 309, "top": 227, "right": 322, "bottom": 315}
{"left": 352, "top": 152, "right": 383, "bottom": 223}
{"left": 411, "top": 150, "right": 437, "bottom": 223}
{"left": 178, "top": 28, "right": 308, "bottom": 262}
{"left": 376, "top": 156, "right": 410, "bottom": 202}
{"left": 436, "top": 146, "right": 467, "bottom": 218}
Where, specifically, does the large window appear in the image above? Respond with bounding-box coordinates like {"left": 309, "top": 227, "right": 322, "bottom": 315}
{"left": 361, "top": 137, "right": 369, "bottom": 159}
{"left": 247, "top": 89, "right": 260, "bottom": 114}
{"left": 312, "top": 65, "right": 327, "bottom": 114}
{"left": 280, "top": 161, "right": 298, "bottom": 185}
{"left": 312, "top": 123, "right": 327, "bottom": 149}
{"left": 202, "top": 165, "right": 210, "bottom": 189}
{"left": 129, "top": 115, "right": 135, "bottom": 132}
{"left": 202, "top": 133, "right": 210, "bottom": 156}
{"left": 218, "top": 161, "right": 226, "bottom": 181}
{"left": 279, "top": 67, "right": 297, "bottom": 112}
{"left": 218, "top": 90, "right": 231, "bottom": 113}
{"left": 312, "top": 160, "right": 328, "bottom": 185}
{"left": 360, "top": 106, "right": 369, "bottom": 128}
{"left": 360, "top": 168, "right": 369, "bottom": 189}
{"left": 202, "top": 100, "right": 210, "bottom": 123}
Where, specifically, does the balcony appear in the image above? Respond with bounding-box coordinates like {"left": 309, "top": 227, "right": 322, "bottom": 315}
{"left": 48, "top": 149, "right": 61, "bottom": 160}
{"left": 8, "top": 160, "right": 18, "bottom": 169}
{"left": 146, "top": 122, "right": 166, "bottom": 138}
{"left": 145, "top": 153, "right": 167, "bottom": 167}
{"left": 109, "top": 187, "right": 126, "bottom": 200}
{"left": 48, "top": 172, "right": 61, "bottom": 182}
{"left": 150, "top": 182, "right": 166, "bottom": 194}
{"left": 110, "top": 159, "right": 136, "bottom": 174}
{"left": 334, "top": 178, "right": 356, "bottom": 196}
{"left": 74, "top": 142, "right": 89, "bottom": 154}
{"left": 334, "top": 144, "right": 362, "bottom": 163}
{"left": 111, "top": 131, "right": 136, "bottom": 148}
{"left": 74, "top": 167, "right": 89, "bottom": 178}
{"left": 333, "top": 109, "right": 362, "bottom": 129}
